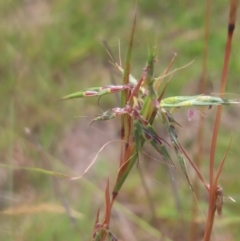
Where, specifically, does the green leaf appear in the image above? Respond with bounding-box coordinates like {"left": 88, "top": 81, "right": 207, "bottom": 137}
{"left": 160, "top": 95, "right": 240, "bottom": 108}
{"left": 161, "top": 109, "right": 193, "bottom": 189}
{"left": 135, "top": 120, "right": 173, "bottom": 164}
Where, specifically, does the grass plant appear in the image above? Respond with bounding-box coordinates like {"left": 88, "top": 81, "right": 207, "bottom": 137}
{"left": 1, "top": 1, "right": 240, "bottom": 241}
{"left": 61, "top": 1, "right": 238, "bottom": 240}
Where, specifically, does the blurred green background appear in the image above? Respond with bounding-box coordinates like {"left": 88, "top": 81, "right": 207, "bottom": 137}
{"left": 1, "top": 0, "right": 240, "bottom": 240}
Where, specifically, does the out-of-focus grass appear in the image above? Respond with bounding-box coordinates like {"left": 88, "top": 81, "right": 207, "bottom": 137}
{"left": 1, "top": 0, "right": 240, "bottom": 240}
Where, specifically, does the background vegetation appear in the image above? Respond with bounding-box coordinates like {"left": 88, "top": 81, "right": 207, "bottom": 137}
{"left": 1, "top": 0, "right": 240, "bottom": 240}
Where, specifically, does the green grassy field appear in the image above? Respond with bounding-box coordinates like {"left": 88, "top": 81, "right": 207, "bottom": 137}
{"left": 1, "top": 1, "right": 240, "bottom": 240}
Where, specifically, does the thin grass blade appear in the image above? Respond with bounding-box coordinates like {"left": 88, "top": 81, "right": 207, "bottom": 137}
{"left": 92, "top": 107, "right": 127, "bottom": 122}
{"left": 161, "top": 110, "right": 193, "bottom": 189}
{"left": 135, "top": 120, "right": 173, "bottom": 164}
{"left": 160, "top": 95, "right": 240, "bottom": 108}
{"left": 0, "top": 163, "right": 68, "bottom": 178}
{"left": 113, "top": 144, "right": 138, "bottom": 200}
{"left": 174, "top": 146, "right": 193, "bottom": 190}
{"left": 103, "top": 179, "right": 111, "bottom": 226}
{"left": 61, "top": 85, "right": 130, "bottom": 100}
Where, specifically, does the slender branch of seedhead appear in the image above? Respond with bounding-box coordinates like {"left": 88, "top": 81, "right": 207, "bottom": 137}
{"left": 203, "top": 137, "right": 232, "bottom": 241}
{"left": 209, "top": 0, "right": 237, "bottom": 187}
{"left": 208, "top": 0, "right": 237, "bottom": 219}
{"left": 204, "top": 1, "right": 237, "bottom": 241}
{"left": 179, "top": 144, "right": 209, "bottom": 192}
